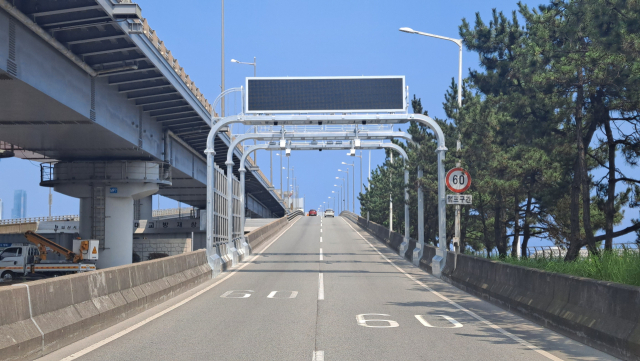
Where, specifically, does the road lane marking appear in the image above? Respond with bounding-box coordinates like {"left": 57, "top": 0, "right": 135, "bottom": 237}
{"left": 318, "top": 273, "right": 324, "bottom": 300}
{"left": 267, "top": 291, "right": 298, "bottom": 299}
{"left": 320, "top": 237, "right": 322, "bottom": 243}
{"left": 313, "top": 350, "right": 324, "bottom": 360}
{"left": 59, "top": 217, "right": 302, "bottom": 361}
{"left": 415, "top": 314, "right": 463, "bottom": 328}
{"left": 220, "top": 290, "right": 253, "bottom": 298}
{"left": 319, "top": 248, "right": 323, "bottom": 261}
{"left": 341, "top": 218, "right": 564, "bottom": 361}
{"left": 356, "top": 314, "right": 399, "bottom": 328}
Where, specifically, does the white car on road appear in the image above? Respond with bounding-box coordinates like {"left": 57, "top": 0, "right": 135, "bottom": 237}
{"left": 324, "top": 209, "right": 335, "bottom": 218}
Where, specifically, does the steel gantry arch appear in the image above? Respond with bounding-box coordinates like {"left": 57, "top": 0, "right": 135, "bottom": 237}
{"left": 235, "top": 141, "right": 410, "bottom": 257}
{"left": 222, "top": 131, "right": 415, "bottom": 264}
{"left": 205, "top": 113, "right": 448, "bottom": 277}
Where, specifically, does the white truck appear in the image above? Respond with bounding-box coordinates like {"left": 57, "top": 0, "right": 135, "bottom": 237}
{"left": 0, "top": 232, "right": 98, "bottom": 281}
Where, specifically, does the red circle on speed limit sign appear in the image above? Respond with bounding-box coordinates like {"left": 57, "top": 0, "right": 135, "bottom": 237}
{"left": 446, "top": 168, "right": 471, "bottom": 193}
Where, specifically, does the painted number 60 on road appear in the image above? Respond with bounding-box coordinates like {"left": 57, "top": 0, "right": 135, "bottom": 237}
{"left": 445, "top": 168, "right": 471, "bottom": 193}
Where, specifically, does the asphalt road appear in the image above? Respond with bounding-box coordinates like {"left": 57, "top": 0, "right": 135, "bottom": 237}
{"left": 40, "top": 216, "right": 618, "bottom": 361}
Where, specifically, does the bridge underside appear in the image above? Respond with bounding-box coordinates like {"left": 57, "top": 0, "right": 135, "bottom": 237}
{"left": 0, "top": 0, "right": 284, "bottom": 216}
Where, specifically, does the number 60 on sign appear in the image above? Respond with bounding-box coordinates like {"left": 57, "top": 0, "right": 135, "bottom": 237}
{"left": 445, "top": 168, "right": 471, "bottom": 193}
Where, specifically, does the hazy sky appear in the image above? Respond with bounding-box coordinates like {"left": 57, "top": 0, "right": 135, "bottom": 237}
{"left": 1, "top": 0, "right": 636, "bottom": 246}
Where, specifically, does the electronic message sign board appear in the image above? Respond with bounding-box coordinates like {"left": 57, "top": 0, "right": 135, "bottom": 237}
{"left": 245, "top": 76, "right": 405, "bottom": 114}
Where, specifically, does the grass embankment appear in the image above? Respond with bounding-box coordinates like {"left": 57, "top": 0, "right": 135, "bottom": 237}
{"left": 494, "top": 250, "right": 640, "bottom": 287}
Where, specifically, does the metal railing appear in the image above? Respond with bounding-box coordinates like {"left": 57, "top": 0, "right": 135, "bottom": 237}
{"left": 152, "top": 207, "right": 195, "bottom": 218}
{"left": 526, "top": 243, "right": 639, "bottom": 259}
{"left": 0, "top": 207, "right": 198, "bottom": 225}
{"left": 254, "top": 124, "right": 394, "bottom": 133}
{"left": 40, "top": 160, "right": 172, "bottom": 184}
{"left": 0, "top": 215, "right": 79, "bottom": 225}
{"left": 468, "top": 243, "right": 640, "bottom": 259}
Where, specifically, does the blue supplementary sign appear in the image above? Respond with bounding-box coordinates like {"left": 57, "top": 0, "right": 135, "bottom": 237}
{"left": 0, "top": 243, "right": 11, "bottom": 248}
{"left": 245, "top": 76, "right": 406, "bottom": 114}
{"left": 110, "top": 187, "right": 118, "bottom": 194}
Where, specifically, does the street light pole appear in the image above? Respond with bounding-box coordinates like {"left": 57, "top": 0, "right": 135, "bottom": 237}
{"left": 338, "top": 169, "right": 349, "bottom": 212}
{"left": 279, "top": 153, "right": 283, "bottom": 206}
{"left": 335, "top": 182, "right": 344, "bottom": 214}
{"left": 400, "top": 26, "right": 464, "bottom": 253}
{"left": 332, "top": 192, "right": 336, "bottom": 210}
{"left": 231, "top": 57, "right": 258, "bottom": 164}
{"left": 220, "top": 0, "right": 225, "bottom": 117}
{"left": 342, "top": 161, "right": 355, "bottom": 213}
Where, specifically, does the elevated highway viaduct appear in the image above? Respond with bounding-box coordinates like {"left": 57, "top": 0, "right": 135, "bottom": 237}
{"left": 0, "top": 0, "right": 284, "bottom": 267}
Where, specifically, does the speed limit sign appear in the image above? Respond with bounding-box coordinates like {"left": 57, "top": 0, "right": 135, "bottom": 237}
{"left": 446, "top": 168, "right": 471, "bottom": 193}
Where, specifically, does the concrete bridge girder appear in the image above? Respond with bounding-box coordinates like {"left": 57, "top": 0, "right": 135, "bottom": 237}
{"left": 0, "top": 5, "right": 282, "bottom": 215}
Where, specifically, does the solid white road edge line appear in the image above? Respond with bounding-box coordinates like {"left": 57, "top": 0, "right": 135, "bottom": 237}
{"left": 318, "top": 273, "right": 324, "bottom": 300}
{"left": 59, "top": 217, "right": 302, "bottom": 361}
{"left": 341, "top": 218, "right": 564, "bottom": 361}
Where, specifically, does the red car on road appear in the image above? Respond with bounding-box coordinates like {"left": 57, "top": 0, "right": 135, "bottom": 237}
{"left": 309, "top": 209, "right": 317, "bottom": 216}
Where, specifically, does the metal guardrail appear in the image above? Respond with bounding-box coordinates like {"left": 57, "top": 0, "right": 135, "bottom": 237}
{"left": 0, "top": 208, "right": 197, "bottom": 226}
{"left": 468, "top": 243, "right": 640, "bottom": 258}
{"left": 152, "top": 207, "right": 195, "bottom": 218}
{"left": 41, "top": 161, "right": 172, "bottom": 184}
{"left": 526, "top": 243, "right": 639, "bottom": 259}
{"left": 0, "top": 215, "right": 79, "bottom": 225}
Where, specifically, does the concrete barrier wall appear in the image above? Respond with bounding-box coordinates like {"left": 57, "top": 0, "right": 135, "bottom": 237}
{"left": 0, "top": 250, "right": 211, "bottom": 361}
{"left": 345, "top": 212, "right": 640, "bottom": 361}
{"left": 438, "top": 252, "right": 640, "bottom": 361}
{"left": 352, "top": 214, "right": 414, "bottom": 258}
{"left": 245, "top": 216, "right": 290, "bottom": 251}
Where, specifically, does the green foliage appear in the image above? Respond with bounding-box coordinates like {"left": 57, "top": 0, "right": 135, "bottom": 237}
{"left": 496, "top": 251, "right": 640, "bottom": 287}
{"left": 360, "top": 0, "right": 640, "bottom": 260}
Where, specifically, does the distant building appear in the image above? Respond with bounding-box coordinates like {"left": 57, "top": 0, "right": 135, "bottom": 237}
{"left": 12, "top": 190, "right": 27, "bottom": 219}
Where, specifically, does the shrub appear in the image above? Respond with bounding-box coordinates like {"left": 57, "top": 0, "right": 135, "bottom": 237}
{"left": 495, "top": 250, "right": 640, "bottom": 287}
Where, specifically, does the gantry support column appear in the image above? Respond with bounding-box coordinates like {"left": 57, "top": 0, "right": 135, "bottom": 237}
{"left": 239, "top": 168, "right": 250, "bottom": 257}
{"left": 414, "top": 166, "right": 424, "bottom": 266}
{"left": 225, "top": 161, "right": 238, "bottom": 266}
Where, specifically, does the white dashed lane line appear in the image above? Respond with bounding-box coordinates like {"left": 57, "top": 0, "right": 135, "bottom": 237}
{"left": 318, "top": 273, "right": 324, "bottom": 300}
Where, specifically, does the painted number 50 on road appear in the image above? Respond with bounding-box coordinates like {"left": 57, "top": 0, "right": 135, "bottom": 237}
{"left": 445, "top": 168, "right": 471, "bottom": 193}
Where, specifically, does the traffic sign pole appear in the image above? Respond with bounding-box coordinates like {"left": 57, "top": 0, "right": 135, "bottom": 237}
{"left": 446, "top": 167, "right": 472, "bottom": 254}
{"left": 455, "top": 161, "right": 461, "bottom": 254}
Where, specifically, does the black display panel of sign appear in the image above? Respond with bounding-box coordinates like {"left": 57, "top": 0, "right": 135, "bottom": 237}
{"left": 246, "top": 76, "right": 405, "bottom": 113}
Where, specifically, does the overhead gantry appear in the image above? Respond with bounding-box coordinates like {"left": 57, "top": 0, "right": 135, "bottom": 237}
{"left": 223, "top": 130, "right": 414, "bottom": 244}
{"left": 234, "top": 141, "right": 412, "bottom": 257}
{"left": 206, "top": 113, "right": 448, "bottom": 277}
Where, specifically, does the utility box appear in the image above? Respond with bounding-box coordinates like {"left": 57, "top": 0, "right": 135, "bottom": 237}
{"left": 73, "top": 239, "right": 99, "bottom": 261}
